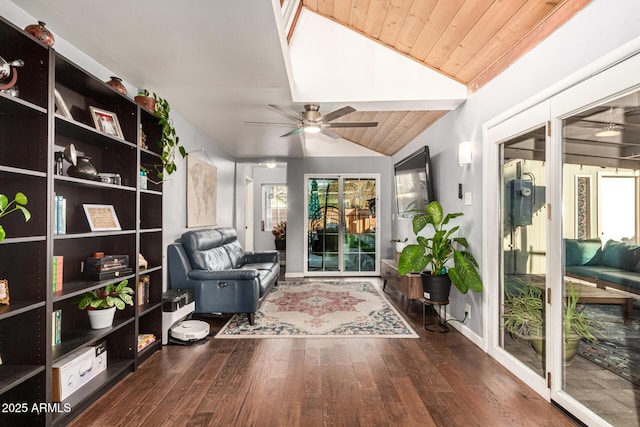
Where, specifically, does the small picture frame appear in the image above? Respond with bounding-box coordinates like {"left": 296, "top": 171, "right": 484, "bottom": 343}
{"left": 54, "top": 89, "right": 72, "bottom": 119}
{"left": 83, "top": 204, "right": 122, "bottom": 231}
{"left": 0, "top": 279, "right": 10, "bottom": 305}
{"left": 89, "top": 106, "right": 124, "bottom": 139}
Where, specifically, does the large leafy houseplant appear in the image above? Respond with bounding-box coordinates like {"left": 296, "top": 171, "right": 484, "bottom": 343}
{"left": 150, "top": 93, "right": 186, "bottom": 180}
{"left": 0, "top": 191, "right": 31, "bottom": 241}
{"left": 397, "top": 200, "right": 483, "bottom": 295}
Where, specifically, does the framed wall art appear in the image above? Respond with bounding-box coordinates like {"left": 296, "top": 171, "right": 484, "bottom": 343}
{"left": 186, "top": 153, "right": 217, "bottom": 227}
{"left": 83, "top": 204, "right": 121, "bottom": 231}
{"left": 89, "top": 106, "right": 123, "bottom": 139}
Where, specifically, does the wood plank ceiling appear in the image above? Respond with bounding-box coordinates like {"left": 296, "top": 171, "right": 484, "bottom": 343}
{"left": 297, "top": 0, "right": 591, "bottom": 155}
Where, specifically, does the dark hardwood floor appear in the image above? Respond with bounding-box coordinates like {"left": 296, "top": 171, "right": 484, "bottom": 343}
{"left": 69, "top": 279, "right": 578, "bottom": 426}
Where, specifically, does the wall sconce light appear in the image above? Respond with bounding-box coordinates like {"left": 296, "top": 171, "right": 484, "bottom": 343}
{"left": 458, "top": 141, "right": 472, "bottom": 166}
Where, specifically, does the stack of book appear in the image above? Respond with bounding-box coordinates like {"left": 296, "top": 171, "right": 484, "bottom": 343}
{"left": 54, "top": 195, "right": 66, "bottom": 234}
{"left": 52, "top": 256, "right": 63, "bottom": 291}
{"left": 137, "top": 334, "right": 156, "bottom": 352}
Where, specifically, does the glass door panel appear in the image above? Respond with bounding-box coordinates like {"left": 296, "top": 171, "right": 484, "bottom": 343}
{"left": 307, "top": 177, "right": 340, "bottom": 272}
{"left": 306, "top": 175, "right": 379, "bottom": 275}
{"left": 342, "top": 178, "right": 377, "bottom": 272}
{"left": 500, "top": 125, "right": 548, "bottom": 379}
{"left": 561, "top": 90, "right": 640, "bottom": 426}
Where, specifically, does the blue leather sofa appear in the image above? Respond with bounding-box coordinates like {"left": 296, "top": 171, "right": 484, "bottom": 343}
{"left": 565, "top": 238, "right": 640, "bottom": 294}
{"left": 167, "top": 227, "right": 280, "bottom": 325}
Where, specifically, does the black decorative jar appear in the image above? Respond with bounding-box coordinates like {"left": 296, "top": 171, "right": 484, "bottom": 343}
{"left": 67, "top": 156, "right": 98, "bottom": 180}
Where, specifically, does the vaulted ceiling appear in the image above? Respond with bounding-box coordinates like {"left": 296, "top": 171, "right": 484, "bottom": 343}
{"left": 6, "top": 0, "right": 591, "bottom": 159}
{"left": 298, "top": 0, "right": 591, "bottom": 155}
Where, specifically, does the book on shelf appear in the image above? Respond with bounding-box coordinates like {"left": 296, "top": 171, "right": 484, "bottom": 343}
{"left": 137, "top": 334, "right": 156, "bottom": 351}
{"left": 52, "top": 256, "right": 63, "bottom": 291}
{"left": 54, "top": 195, "right": 66, "bottom": 234}
{"left": 137, "top": 275, "right": 150, "bottom": 306}
{"left": 52, "top": 309, "right": 62, "bottom": 346}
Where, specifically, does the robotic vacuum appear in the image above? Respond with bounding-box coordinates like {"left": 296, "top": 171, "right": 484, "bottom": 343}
{"left": 169, "top": 320, "right": 210, "bottom": 342}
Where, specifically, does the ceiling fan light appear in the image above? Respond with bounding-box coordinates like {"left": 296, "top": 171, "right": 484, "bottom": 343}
{"left": 595, "top": 129, "right": 621, "bottom": 137}
{"left": 595, "top": 124, "right": 623, "bottom": 137}
{"left": 304, "top": 124, "right": 321, "bottom": 134}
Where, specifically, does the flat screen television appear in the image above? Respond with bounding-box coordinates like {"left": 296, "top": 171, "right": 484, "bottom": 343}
{"left": 394, "top": 146, "right": 435, "bottom": 218}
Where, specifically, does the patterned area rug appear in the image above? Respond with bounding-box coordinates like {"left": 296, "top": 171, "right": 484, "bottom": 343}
{"left": 216, "top": 280, "right": 418, "bottom": 338}
{"left": 578, "top": 304, "right": 640, "bottom": 386}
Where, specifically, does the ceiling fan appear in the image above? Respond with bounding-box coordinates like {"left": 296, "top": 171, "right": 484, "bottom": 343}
{"left": 245, "top": 104, "right": 378, "bottom": 139}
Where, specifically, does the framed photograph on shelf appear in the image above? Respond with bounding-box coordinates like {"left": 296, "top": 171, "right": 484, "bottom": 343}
{"left": 89, "top": 106, "right": 123, "bottom": 139}
{"left": 0, "top": 279, "right": 9, "bottom": 305}
{"left": 54, "top": 89, "right": 72, "bottom": 119}
{"left": 83, "top": 204, "right": 122, "bottom": 231}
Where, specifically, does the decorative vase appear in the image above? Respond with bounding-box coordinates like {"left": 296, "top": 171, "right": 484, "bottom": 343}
{"left": 87, "top": 306, "right": 116, "bottom": 329}
{"left": 67, "top": 156, "right": 98, "bottom": 180}
{"left": 275, "top": 239, "right": 286, "bottom": 250}
{"left": 24, "top": 21, "right": 55, "bottom": 47}
{"left": 106, "top": 76, "right": 127, "bottom": 96}
{"left": 420, "top": 272, "right": 451, "bottom": 302}
{"left": 134, "top": 95, "right": 155, "bottom": 112}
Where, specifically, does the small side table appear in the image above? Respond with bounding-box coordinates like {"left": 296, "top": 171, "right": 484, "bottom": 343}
{"left": 421, "top": 298, "right": 450, "bottom": 333}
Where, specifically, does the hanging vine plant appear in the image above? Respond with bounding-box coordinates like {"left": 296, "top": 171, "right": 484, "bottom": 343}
{"left": 151, "top": 92, "right": 186, "bottom": 180}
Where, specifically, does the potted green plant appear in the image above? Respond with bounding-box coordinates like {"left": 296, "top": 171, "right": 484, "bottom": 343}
{"left": 134, "top": 88, "right": 155, "bottom": 112}
{"left": 0, "top": 191, "right": 30, "bottom": 241}
{"left": 397, "top": 200, "right": 482, "bottom": 301}
{"left": 77, "top": 279, "right": 134, "bottom": 329}
{"left": 151, "top": 92, "right": 186, "bottom": 180}
{"left": 272, "top": 220, "right": 286, "bottom": 250}
{"left": 502, "top": 281, "right": 599, "bottom": 363}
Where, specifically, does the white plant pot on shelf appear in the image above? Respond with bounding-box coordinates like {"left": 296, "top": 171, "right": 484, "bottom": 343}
{"left": 87, "top": 306, "right": 116, "bottom": 329}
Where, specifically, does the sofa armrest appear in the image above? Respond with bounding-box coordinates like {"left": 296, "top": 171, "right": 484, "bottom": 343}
{"left": 188, "top": 269, "right": 259, "bottom": 281}
{"left": 244, "top": 251, "right": 279, "bottom": 264}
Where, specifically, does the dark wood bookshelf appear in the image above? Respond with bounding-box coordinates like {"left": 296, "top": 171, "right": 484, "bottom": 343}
{"left": 0, "top": 14, "right": 164, "bottom": 425}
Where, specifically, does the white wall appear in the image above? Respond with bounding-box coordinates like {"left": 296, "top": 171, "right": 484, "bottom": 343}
{"left": 391, "top": 0, "right": 640, "bottom": 338}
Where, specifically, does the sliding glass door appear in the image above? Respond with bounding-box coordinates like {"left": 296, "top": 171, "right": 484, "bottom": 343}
{"left": 305, "top": 175, "right": 379, "bottom": 275}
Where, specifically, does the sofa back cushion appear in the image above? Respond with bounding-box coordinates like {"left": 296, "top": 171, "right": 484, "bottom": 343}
{"left": 602, "top": 240, "right": 640, "bottom": 270}
{"left": 182, "top": 229, "right": 233, "bottom": 271}
{"left": 564, "top": 238, "right": 602, "bottom": 266}
{"left": 224, "top": 240, "right": 245, "bottom": 268}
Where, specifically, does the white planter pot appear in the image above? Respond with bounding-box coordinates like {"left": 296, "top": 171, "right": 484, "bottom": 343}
{"left": 87, "top": 306, "right": 116, "bottom": 329}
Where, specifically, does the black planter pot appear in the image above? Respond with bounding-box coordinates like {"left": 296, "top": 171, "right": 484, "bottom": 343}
{"left": 274, "top": 239, "right": 286, "bottom": 250}
{"left": 420, "top": 272, "right": 452, "bottom": 302}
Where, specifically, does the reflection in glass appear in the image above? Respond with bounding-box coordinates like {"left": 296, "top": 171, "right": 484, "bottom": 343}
{"left": 500, "top": 125, "right": 547, "bottom": 379}
{"left": 561, "top": 90, "right": 640, "bottom": 426}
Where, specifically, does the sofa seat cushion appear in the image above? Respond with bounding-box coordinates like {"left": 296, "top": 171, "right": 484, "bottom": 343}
{"left": 566, "top": 265, "right": 620, "bottom": 279}
{"left": 242, "top": 262, "right": 277, "bottom": 272}
{"left": 596, "top": 270, "right": 640, "bottom": 292}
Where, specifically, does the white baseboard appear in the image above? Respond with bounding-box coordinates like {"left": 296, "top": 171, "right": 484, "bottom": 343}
{"left": 284, "top": 272, "right": 304, "bottom": 279}
{"left": 447, "top": 319, "right": 486, "bottom": 351}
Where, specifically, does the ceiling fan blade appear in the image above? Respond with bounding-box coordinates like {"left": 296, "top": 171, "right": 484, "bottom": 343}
{"left": 319, "top": 128, "right": 342, "bottom": 139}
{"left": 267, "top": 104, "right": 302, "bottom": 122}
{"left": 320, "top": 106, "right": 356, "bottom": 123}
{"left": 244, "top": 121, "right": 297, "bottom": 127}
{"left": 325, "top": 121, "right": 378, "bottom": 128}
{"left": 280, "top": 127, "right": 304, "bottom": 137}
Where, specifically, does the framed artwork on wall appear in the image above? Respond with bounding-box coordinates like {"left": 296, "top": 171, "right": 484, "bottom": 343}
{"left": 186, "top": 153, "right": 217, "bottom": 227}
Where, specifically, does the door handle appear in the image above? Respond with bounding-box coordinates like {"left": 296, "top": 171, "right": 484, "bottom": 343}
{"left": 261, "top": 220, "right": 265, "bottom": 231}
